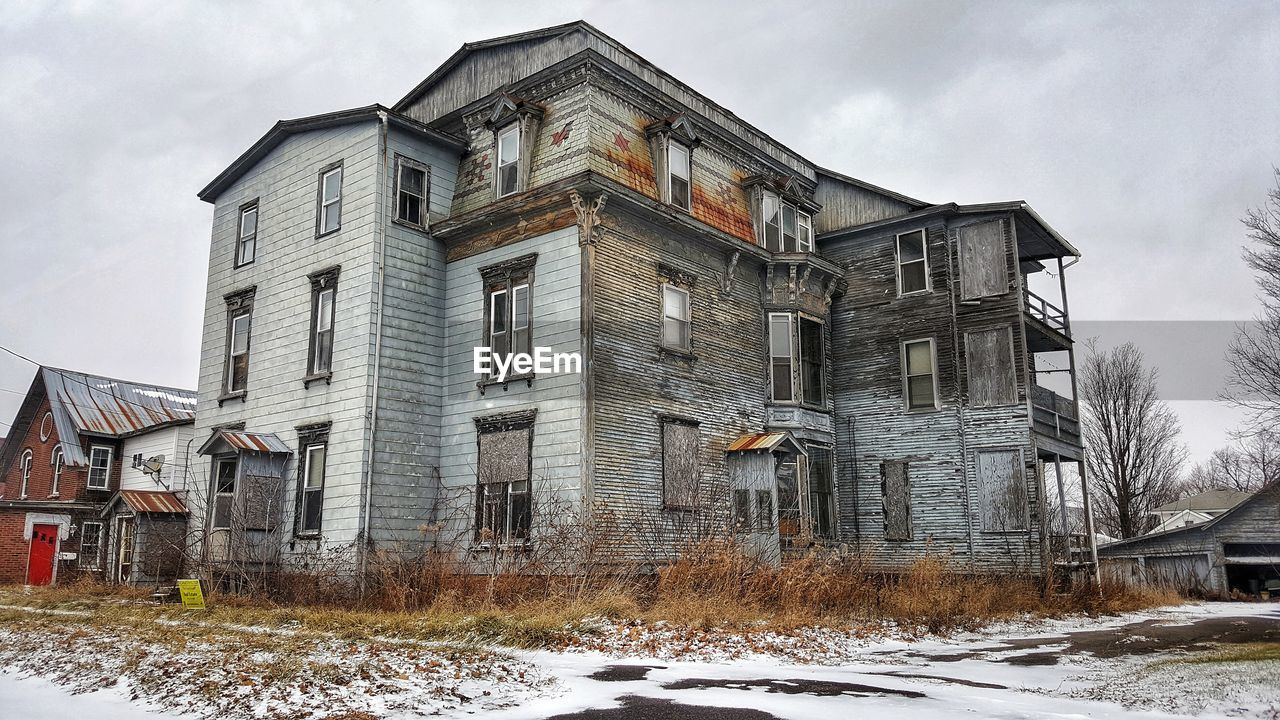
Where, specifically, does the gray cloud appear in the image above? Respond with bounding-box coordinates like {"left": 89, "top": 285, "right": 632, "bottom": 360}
{"left": 1, "top": 0, "right": 1276, "bottom": 460}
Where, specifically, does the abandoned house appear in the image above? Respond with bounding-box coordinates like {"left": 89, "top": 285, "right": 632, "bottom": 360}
{"left": 1099, "top": 484, "right": 1280, "bottom": 597}
{"left": 191, "top": 20, "right": 1094, "bottom": 580}
{"left": 0, "top": 367, "right": 196, "bottom": 586}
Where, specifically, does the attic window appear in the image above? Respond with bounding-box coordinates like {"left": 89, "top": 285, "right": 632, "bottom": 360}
{"left": 496, "top": 125, "right": 519, "bottom": 198}
{"left": 759, "top": 190, "right": 812, "bottom": 253}
{"left": 487, "top": 95, "right": 544, "bottom": 200}
{"left": 646, "top": 114, "right": 700, "bottom": 211}
{"left": 667, "top": 142, "right": 692, "bottom": 211}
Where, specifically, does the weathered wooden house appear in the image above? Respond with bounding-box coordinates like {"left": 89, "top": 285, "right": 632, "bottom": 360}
{"left": 191, "top": 21, "right": 1093, "bottom": 579}
{"left": 1098, "top": 484, "right": 1279, "bottom": 597}
{"left": 0, "top": 368, "right": 195, "bottom": 586}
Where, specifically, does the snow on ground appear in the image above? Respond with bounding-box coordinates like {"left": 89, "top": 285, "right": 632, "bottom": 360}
{"left": 0, "top": 601, "right": 1276, "bottom": 719}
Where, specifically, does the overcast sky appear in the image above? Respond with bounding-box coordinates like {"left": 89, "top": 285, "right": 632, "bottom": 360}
{"left": 1, "top": 0, "right": 1277, "bottom": 464}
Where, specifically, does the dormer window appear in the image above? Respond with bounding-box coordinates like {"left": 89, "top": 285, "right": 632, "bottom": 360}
{"left": 760, "top": 191, "right": 813, "bottom": 253}
{"left": 667, "top": 142, "right": 692, "bottom": 210}
{"left": 486, "top": 94, "right": 544, "bottom": 200}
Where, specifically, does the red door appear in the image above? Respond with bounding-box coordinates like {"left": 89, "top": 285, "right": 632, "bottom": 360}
{"left": 26, "top": 524, "right": 58, "bottom": 586}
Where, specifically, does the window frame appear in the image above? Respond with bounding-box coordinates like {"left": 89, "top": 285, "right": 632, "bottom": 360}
{"left": 50, "top": 445, "right": 63, "bottom": 497}
{"left": 901, "top": 337, "right": 940, "bottom": 412}
{"left": 79, "top": 521, "right": 103, "bottom": 569}
{"left": 666, "top": 140, "right": 692, "bottom": 211}
{"left": 807, "top": 444, "right": 835, "bottom": 540}
{"left": 479, "top": 255, "right": 537, "bottom": 383}
{"left": 895, "top": 228, "right": 931, "bottom": 296}
{"left": 211, "top": 456, "right": 237, "bottom": 530}
{"left": 316, "top": 162, "right": 344, "bottom": 237}
{"left": 660, "top": 416, "right": 702, "bottom": 511}
{"left": 393, "top": 155, "right": 430, "bottom": 230}
{"left": 768, "top": 312, "right": 795, "bottom": 403}
{"left": 235, "top": 200, "right": 259, "bottom": 267}
{"left": 225, "top": 310, "right": 251, "bottom": 395}
{"left": 798, "top": 315, "right": 826, "bottom": 407}
{"left": 495, "top": 124, "right": 520, "bottom": 199}
{"left": 87, "top": 445, "right": 113, "bottom": 490}
{"left": 732, "top": 488, "right": 752, "bottom": 531}
{"left": 306, "top": 266, "right": 341, "bottom": 383}
{"left": 18, "top": 449, "right": 32, "bottom": 498}
{"left": 660, "top": 283, "right": 691, "bottom": 352}
{"left": 759, "top": 190, "right": 814, "bottom": 253}
{"left": 297, "top": 442, "right": 327, "bottom": 537}
{"left": 755, "top": 489, "right": 774, "bottom": 531}
{"left": 473, "top": 411, "right": 536, "bottom": 544}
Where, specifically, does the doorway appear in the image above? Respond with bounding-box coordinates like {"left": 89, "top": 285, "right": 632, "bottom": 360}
{"left": 113, "top": 516, "right": 135, "bottom": 584}
{"left": 26, "top": 523, "right": 59, "bottom": 586}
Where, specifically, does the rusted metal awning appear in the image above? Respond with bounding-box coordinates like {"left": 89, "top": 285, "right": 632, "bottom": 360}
{"left": 107, "top": 490, "right": 188, "bottom": 516}
{"left": 726, "top": 431, "right": 807, "bottom": 455}
{"left": 197, "top": 428, "right": 291, "bottom": 456}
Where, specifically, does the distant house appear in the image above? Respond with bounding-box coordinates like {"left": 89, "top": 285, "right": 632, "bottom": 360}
{"left": 0, "top": 368, "right": 196, "bottom": 586}
{"left": 1098, "top": 485, "right": 1279, "bottom": 597}
{"left": 1148, "top": 489, "right": 1253, "bottom": 534}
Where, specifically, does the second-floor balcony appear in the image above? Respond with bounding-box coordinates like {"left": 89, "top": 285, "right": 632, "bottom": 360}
{"left": 1031, "top": 384, "right": 1081, "bottom": 452}
{"left": 1024, "top": 287, "right": 1072, "bottom": 352}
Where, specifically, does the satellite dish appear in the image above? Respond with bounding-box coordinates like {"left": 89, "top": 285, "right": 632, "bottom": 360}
{"left": 142, "top": 455, "right": 165, "bottom": 477}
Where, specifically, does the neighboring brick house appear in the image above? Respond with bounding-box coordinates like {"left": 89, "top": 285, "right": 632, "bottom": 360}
{"left": 0, "top": 368, "right": 195, "bottom": 585}
{"left": 191, "top": 20, "right": 1093, "bottom": 580}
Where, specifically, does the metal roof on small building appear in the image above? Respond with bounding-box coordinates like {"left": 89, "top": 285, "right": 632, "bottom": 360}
{"left": 726, "top": 431, "right": 806, "bottom": 455}
{"left": 1150, "top": 489, "right": 1253, "bottom": 515}
{"left": 106, "top": 490, "right": 188, "bottom": 516}
{"left": 197, "top": 429, "right": 292, "bottom": 456}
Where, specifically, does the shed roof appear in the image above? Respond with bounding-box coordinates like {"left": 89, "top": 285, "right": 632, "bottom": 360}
{"left": 726, "top": 431, "right": 806, "bottom": 455}
{"left": 1150, "top": 489, "right": 1253, "bottom": 515}
{"left": 198, "top": 429, "right": 292, "bottom": 456}
{"left": 105, "top": 490, "right": 188, "bottom": 516}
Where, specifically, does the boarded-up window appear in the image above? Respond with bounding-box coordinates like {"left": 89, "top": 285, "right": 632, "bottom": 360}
{"left": 882, "top": 461, "right": 912, "bottom": 540}
{"left": 242, "top": 474, "right": 284, "bottom": 532}
{"left": 959, "top": 220, "right": 1008, "bottom": 299}
{"left": 976, "top": 449, "right": 1028, "bottom": 531}
{"left": 733, "top": 489, "right": 751, "bottom": 531}
{"left": 966, "top": 327, "right": 1017, "bottom": 406}
{"left": 662, "top": 419, "right": 700, "bottom": 508}
{"left": 477, "top": 426, "right": 532, "bottom": 541}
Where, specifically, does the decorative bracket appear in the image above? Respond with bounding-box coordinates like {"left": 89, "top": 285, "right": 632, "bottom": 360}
{"left": 570, "top": 190, "right": 608, "bottom": 246}
{"left": 720, "top": 251, "right": 740, "bottom": 297}
{"left": 823, "top": 275, "right": 839, "bottom": 309}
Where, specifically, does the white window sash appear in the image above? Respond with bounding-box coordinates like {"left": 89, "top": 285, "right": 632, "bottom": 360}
{"left": 320, "top": 168, "right": 342, "bottom": 232}
{"left": 769, "top": 312, "right": 795, "bottom": 401}
{"left": 88, "top": 446, "right": 112, "bottom": 489}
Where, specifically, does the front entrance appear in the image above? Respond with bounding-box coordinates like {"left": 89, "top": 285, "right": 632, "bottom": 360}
{"left": 776, "top": 455, "right": 804, "bottom": 550}
{"left": 26, "top": 523, "right": 58, "bottom": 586}
{"left": 113, "top": 516, "right": 135, "bottom": 584}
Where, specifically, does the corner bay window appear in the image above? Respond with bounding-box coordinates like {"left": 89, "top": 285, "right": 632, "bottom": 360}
{"left": 896, "top": 229, "right": 929, "bottom": 294}
{"left": 475, "top": 411, "right": 535, "bottom": 543}
{"left": 903, "top": 338, "right": 939, "bottom": 410}
{"left": 769, "top": 313, "right": 827, "bottom": 405}
{"left": 761, "top": 191, "right": 813, "bottom": 253}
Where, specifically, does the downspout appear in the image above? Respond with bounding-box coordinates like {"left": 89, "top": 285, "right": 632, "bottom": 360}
{"left": 845, "top": 414, "right": 860, "bottom": 551}
{"left": 359, "top": 110, "right": 390, "bottom": 591}
{"left": 945, "top": 222, "right": 976, "bottom": 567}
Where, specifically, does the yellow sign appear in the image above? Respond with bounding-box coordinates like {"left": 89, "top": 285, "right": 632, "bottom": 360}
{"left": 176, "top": 579, "right": 206, "bottom": 610}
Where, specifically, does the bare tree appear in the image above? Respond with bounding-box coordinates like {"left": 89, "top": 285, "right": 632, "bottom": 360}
{"left": 1182, "top": 429, "right": 1280, "bottom": 493}
{"left": 1227, "top": 168, "right": 1280, "bottom": 428}
{"left": 1080, "top": 341, "right": 1187, "bottom": 538}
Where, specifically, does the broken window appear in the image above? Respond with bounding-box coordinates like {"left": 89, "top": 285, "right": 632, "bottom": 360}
{"left": 475, "top": 416, "right": 533, "bottom": 542}
{"left": 966, "top": 326, "right": 1016, "bottom": 406}
{"left": 661, "top": 284, "right": 691, "bottom": 351}
{"left": 308, "top": 266, "right": 340, "bottom": 378}
{"left": 733, "top": 489, "right": 751, "bottom": 531}
{"left": 298, "top": 443, "right": 326, "bottom": 535}
{"left": 212, "top": 457, "right": 237, "bottom": 529}
{"left": 88, "top": 445, "right": 112, "bottom": 490}
{"left": 976, "top": 449, "right": 1028, "bottom": 531}
{"left": 79, "top": 521, "right": 102, "bottom": 569}
{"left": 759, "top": 190, "right": 813, "bottom": 253}
{"left": 959, "top": 220, "right": 1008, "bottom": 299}
{"left": 799, "top": 317, "right": 825, "bottom": 406}
{"left": 896, "top": 229, "right": 929, "bottom": 294}
{"left": 236, "top": 201, "right": 258, "bottom": 267}
{"left": 496, "top": 125, "right": 520, "bottom": 198}
{"left": 882, "top": 461, "right": 911, "bottom": 540}
{"left": 755, "top": 489, "right": 773, "bottom": 531}
{"left": 808, "top": 446, "right": 835, "bottom": 540}
{"left": 667, "top": 141, "right": 692, "bottom": 211}
{"left": 662, "top": 418, "right": 700, "bottom": 509}
{"left": 902, "top": 338, "right": 938, "bottom": 410}
{"left": 317, "top": 163, "right": 343, "bottom": 236}
{"left": 769, "top": 312, "right": 794, "bottom": 402}
{"left": 395, "top": 156, "right": 429, "bottom": 228}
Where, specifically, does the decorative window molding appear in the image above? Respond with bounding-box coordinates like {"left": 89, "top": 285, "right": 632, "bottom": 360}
{"left": 660, "top": 284, "right": 691, "bottom": 353}
{"left": 480, "top": 255, "right": 537, "bottom": 386}
{"left": 486, "top": 94, "right": 544, "bottom": 199}
{"left": 306, "top": 266, "right": 341, "bottom": 385}
{"left": 296, "top": 421, "right": 331, "bottom": 537}
{"left": 745, "top": 176, "right": 818, "bottom": 252}
{"left": 646, "top": 113, "right": 700, "bottom": 210}
{"left": 316, "top": 161, "right": 344, "bottom": 237}
{"left": 236, "top": 199, "right": 259, "bottom": 267}
{"left": 393, "top": 155, "right": 430, "bottom": 229}
{"left": 656, "top": 262, "right": 697, "bottom": 289}
{"left": 221, "top": 287, "right": 256, "bottom": 401}
{"left": 474, "top": 409, "right": 535, "bottom": 544}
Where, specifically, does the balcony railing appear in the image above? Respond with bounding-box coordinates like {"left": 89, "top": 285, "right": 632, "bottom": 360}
{"left": 1025, "top": 288, "right": 1070, "bottom": 336}
{"left": 1032, "top": 384, "right": 1080, "bottom": 445}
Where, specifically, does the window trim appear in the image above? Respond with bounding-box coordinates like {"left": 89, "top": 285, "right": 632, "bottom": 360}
{"left": 759, "top": 190, "right": 814, "bottom": 253}
{"left": 306, "top": 266, "right": 341, "bottom": 385}
{"left": 315, "top": 162, "right": 344, "bottom": 238}
{"left": 495, "top": 124, "right": 520, "bottom": 199}
{"left": 479, "top": 254, "right": 537, "bottom": 385}
{"left": 393, "top": 155, "right": 430, "bottom": 230}
{"left": 666, "top": 140, "right": 692, "bottom": 211}
{"left": 235, "top": 199, "right": 259, "bottom": 267}
{"left": 297, "top": 442, "right": 327, "bottom": 537}
{"left": 87, "top": 445, "right": 113, "bottom": 490}
{"left": 225, "top": 310, "right": 251, "bottom": 395}
{"left": 895, "top": 228, "right": 931, "bottom": 296}
{"left": 211, "top": 456, "right": 237, "bottom": 531}
{"left": 39, "top": 412, "right": 53, "bottom": 442}
{"left": 18, "top": 448, "right": 33, "bottom": 498}
{"left": 660, "top": 283, "right": 691, "bottom": 352}
{"left": 807, "top": 443, "right": 835, "bottom": 540}
{"left": 50, "top": 445, "right": 63, "bottom": 497}
{"left": 79, "top": 521, "right": 103, "bottom": 570}
{"left": 473, "top": 409, "right": 536, "bottom": 544}
{"left": 769, "top": 312, "right": 795, "bottom": 403}
{"left": 901, "top": 337, "right": 940, "bottom": 412}
{"left": 798, "top": 315, "right": 826, "bottom": 407}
